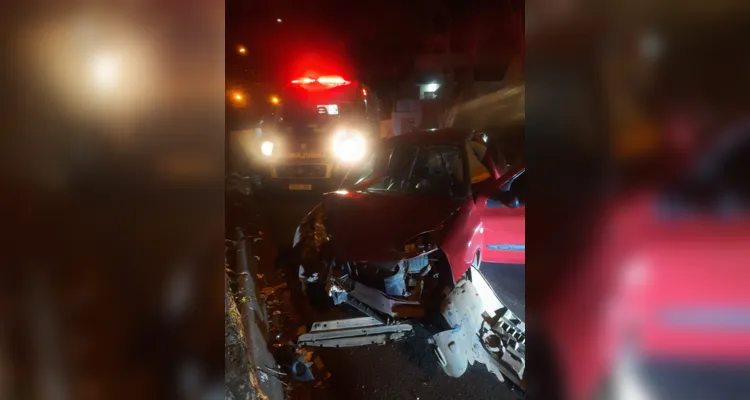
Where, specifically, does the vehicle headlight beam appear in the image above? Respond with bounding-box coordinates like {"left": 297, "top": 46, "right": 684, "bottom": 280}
{"left": 332, "top": 130, "right": 366, "bottom": 162}
{"left": 261, "top": 141, "right": 274, "bottom": 156}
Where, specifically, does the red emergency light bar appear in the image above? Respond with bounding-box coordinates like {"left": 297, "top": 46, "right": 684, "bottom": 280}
{"left": 291, "top": 77, "right": 315, "bottom": 84}
{"left": 291, "top": 75, "right": 351, "bottom": 87}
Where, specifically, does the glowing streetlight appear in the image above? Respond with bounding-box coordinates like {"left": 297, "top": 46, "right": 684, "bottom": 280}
{"left": 276, "top": 18, "right": 282, "bottom": 23}
{"left": 229, "top": 90, "right": 246, "bottom": 106}
{"left": 270, "top": 96, "right": 279, "bottom": 105}
{"left": 237, "top": 45, "right": 246, "bottom": 55}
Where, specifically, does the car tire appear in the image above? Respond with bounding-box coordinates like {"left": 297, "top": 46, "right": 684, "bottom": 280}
{"left": 420, "top": 251, "right": 460, "bottom": 332}
{"left": 301, "top": 280, "right": 331, "bottom": 313}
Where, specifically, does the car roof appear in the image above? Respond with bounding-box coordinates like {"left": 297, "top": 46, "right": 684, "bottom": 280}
{"left": 383, "top": 128, "right": 473, "bottom": 147}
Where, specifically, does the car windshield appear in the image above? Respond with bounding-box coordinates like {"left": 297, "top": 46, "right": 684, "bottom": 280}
{"left": 352, "top": 144, "right": 467, "bottom": 197}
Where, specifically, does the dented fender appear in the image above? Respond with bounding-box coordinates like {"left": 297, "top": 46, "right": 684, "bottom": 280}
{"left": 441, "top": 199, "right": 485, "bottom": 282}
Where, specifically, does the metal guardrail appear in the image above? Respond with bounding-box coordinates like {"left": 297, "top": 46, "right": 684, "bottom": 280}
{"left": 230, "top": 228, "right": 284, "bottom": 399}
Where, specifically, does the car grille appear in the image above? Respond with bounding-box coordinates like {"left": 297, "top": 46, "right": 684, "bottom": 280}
{"left": 274, "top": 165, "right": 327, "bottom": 179}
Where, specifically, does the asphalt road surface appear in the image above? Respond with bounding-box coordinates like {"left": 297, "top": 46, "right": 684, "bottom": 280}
{"left": 249, "top": 190, "right": 523, "bottom": 400}
{"left": 479, "top": 262, "right": 525, "bottom": 321}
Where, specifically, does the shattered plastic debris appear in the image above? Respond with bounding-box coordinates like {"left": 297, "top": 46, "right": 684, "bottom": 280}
{"left": 260, "top": 282, "right": 288, "bottom": 298}
{"left": 259, "top": 366, "right": 287, "bottom": 377}
{"left": 289, "top": 361, "right": 315, "bottom": 382}
{"left": 297, "top": 348, "right": 315, "bottom": 363}
{"left": 327, "top": 282, "right": 348, "bottom": 305}
{"left": 288, "top": 349, "right": 331, "bottom": 383}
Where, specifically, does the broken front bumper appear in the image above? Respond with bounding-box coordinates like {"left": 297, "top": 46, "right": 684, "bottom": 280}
{"left": 293, "top": 205, "right": 525, "bottom": 388}
{"left": 430, "top": 269, "right": 526, "bottom": 390}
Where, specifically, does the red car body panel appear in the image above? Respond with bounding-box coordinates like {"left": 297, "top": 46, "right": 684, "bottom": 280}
{"left": 322, "top": 167, "right": 525, "bottom": 287}
{"left": 438, "top": 166, "right": 527, "bottom": 282}
{"left": 323, "top": 191, "right": 461, "bottom": 262}
{"left": 475, "top": 167, "right": 526, "bottom": 265}
{"left": 546, "top": 192, "right": 750, "bottom": 400}
{"left": 633, "top": 224, "right": 750, "bottom": 359}
{"left": 441, "top": 198, "right": 484, "bottom": 282}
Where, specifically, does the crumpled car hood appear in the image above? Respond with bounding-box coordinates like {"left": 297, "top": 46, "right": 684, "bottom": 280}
{"left": 323, "top": 191, "right": 461, "bottom": 262}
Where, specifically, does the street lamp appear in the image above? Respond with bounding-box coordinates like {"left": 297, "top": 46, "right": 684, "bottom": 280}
{"left": 237, "top": 45, "right": 246, "bottom": 55}
{"left": 276, "top": 18, "right": 282, "bottom": 23}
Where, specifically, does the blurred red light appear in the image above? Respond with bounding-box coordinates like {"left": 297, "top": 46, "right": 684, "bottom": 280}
{"left": 291, "top": 77, "right": 315, "bottom": 85}
{"left": 291, "top": 75, "right": 350, "bottom": 88}
{"left": 317, "top": 75, "right": 349, "bottom": 85}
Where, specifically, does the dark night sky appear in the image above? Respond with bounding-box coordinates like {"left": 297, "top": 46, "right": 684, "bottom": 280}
{"left": 226, "top": 0, "right": 523, "bottom": 91}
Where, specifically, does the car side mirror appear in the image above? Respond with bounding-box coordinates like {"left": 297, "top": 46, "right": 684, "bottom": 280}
{"left": 491, "top": 190, "right": 521, "bottom": 208}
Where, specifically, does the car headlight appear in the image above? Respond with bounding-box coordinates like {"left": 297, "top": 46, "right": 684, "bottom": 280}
{"left": 261, "top": 141, "right": 274, "bottom": 156}
{"left": 332, "top": 130, "right": 366, "bottom": 162}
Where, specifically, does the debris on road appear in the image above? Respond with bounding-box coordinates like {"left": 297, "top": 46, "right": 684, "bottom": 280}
{"left": 259, "top": 366, "right": 288, "bottom": 377}
{"left": 260, "top": 282, "right": 288, "bottom": 299}
{"left": 288, "top": 348, "right": 331, "bottom": 384}
{"left": 225, "top": 268, "right": 249, "bottom": 276}
{"left": 297, "top": 316, "right": 414, "bottom": 348}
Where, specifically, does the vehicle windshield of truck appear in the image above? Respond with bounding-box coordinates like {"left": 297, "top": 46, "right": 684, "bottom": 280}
{"left": 281, "top": 85, "right": 360, "bottom": 128}
{"left": 353, "top": 145, "right": 467, "bottom": 197}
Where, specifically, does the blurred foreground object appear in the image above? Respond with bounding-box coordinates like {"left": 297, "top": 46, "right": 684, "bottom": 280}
{"left": 546, "top": 127, "right": 750, "bottom": 399}
{"left": 528, "top": 0, "right": 750, "bottom": 398}
{"left": 2, "top": 1, "right": 225, "bottom": 399}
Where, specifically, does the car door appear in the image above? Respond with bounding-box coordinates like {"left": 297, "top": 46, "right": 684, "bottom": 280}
{"left": 476, "top": 167, "right": 526, "bottom": 264}
{"left": 469, "top": 166, "right": 525, "bottom": 319}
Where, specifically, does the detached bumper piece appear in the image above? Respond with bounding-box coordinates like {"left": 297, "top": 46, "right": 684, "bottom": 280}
{"left": 297, "top": 317, "right": 413, "bottom": 348}
{"left": 430, "top": 272, "right": 526, "bottom": 391}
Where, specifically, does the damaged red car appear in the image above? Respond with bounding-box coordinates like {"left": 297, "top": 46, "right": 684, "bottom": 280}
{"left": 292, "top": 128, "right": 526, "bottom": 389}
